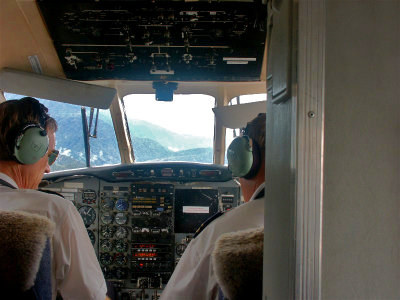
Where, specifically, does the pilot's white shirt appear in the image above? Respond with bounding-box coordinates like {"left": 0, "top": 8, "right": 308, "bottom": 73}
{"left": 160, "top": 182, "right": 265, "bottom": 300}
{"left": 0, "top": 172, "right": 107, "bottom": 300}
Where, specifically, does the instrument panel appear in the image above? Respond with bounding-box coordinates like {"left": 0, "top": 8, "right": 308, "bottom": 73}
{"left": 43, "top": 163, "right": 240, "bottom": 300}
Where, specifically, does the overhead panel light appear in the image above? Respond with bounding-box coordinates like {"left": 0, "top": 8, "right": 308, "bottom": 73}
{"left": 222, "top": 57, "right": 257, "bottom": 61}
{"left": 226, "top": 61, "right": 249, "bottom": 65}
{"left": 223, "top": 57, "right": 256, "bottom": 65}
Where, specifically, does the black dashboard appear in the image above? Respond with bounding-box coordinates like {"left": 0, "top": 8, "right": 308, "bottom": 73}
{"left": 43, "top": 162, "right": 240, "bottom": 300}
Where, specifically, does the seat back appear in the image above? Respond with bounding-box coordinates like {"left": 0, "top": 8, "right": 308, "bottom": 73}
{"left": 212, "top": 227, "right": 264, "bottom": 300}
{"left": 0, "top": 211, "right": 55, "bottom": 299}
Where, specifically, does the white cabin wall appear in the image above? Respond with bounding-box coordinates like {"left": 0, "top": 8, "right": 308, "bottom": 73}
{"left": 322, "top": 1, "right": 400, "bottom": 299}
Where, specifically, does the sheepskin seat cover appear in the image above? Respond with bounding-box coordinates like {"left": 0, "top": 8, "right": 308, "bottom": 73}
{"left": 212, "top": 227, "right": 263, "bottom": 300}
{"left": 0, "top": 211, "right": 54, "bottom": 291}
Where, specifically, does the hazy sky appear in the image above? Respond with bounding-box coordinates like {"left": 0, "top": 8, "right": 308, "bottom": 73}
{"left": 123, "top": 93, "right": 266, "bottom": 139}
{"left": 123, "top": 94, "right": 216, "bottom": 138}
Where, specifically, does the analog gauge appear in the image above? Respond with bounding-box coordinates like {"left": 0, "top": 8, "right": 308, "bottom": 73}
{"left": 102, "top": 266, "right": 114, "bottom": 280}
{"left": 115, "top": 198, "right": 128, "bottom": 211}
{"left": 115, "top": 267, "right": 127, "bottom": 280}
{"left": 115, "top": 226, "right": 128, "bottom": 239}
{"left": 101, "top": 225, "right": 114, "bottom": 238}
{"left": 176, "top": 243, "right": 187, "bottom": 256}
{"left": 115, "top": 212, "right": 127, "bottom": 225}
{"left": 101, "top": 212, "right": 113, "bottom": 224}
{"left": 100, "top": 239, "right": 113, "bottom": 252}
{"left": 78, "top": 206, "right": 96, "bottom": 227}
{"left": 87, "top": 230, "right": 96, "bottom": 245}
{"left": 82, "top": 189, "right": 97, "bottom": 204}
{"left": 114, "top": 253, "right": 127, "bottom": 265}
{"left": 101, "top": 198, "right": 114, "bottom": 211}
{"left": 100, "top": 253, "right": 113, "bottom": 266}
{"left": 115, "top": 240, "right": 128, "bottom": 252}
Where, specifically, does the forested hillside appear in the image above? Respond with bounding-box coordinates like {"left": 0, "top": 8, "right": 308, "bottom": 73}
{"left": 4, "top": 96, "right": 213, "bottom": 171}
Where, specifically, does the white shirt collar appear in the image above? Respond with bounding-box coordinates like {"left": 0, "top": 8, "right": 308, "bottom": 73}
{"left": 249, "top": 182, "right": 265, "bottom": 201}
{"left": 0, "top": 172, "right": 19, "bottom": 189}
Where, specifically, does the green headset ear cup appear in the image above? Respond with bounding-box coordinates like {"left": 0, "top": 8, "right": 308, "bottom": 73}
{"left": 227, "top": 136, "right": 254, "bottom": 178}
{"left": 14, "top": 125, "right": 49, "bottom": 165}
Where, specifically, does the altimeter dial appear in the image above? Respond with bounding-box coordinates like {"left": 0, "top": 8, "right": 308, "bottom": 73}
{"left": 101, "top": 212, "right": 113, "bottom": 224}
{"left": 101, "top": 225, "right": 114, "bottom": 238}
{"left": 100, "top": 253, "right": 113, "bottom": 265}
{"left": 101, "top": 198, "right": 114, "bottom": 211}
{"left": 115, "top": 226, "right": 128, "bottom": 239}
{"left": 115, "top": 240, "right": 128, "bottom": 252}
{"left": 100, "top": 239, "right": 113, "bottom": 252}
{"left": 114, "top": 253, "right": 127, "bottom": 265}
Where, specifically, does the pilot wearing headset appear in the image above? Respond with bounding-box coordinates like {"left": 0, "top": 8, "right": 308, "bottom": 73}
{"left": 160, "top": 113, "right": 265, "bottom": 300}
{"left": 0, "top": 97, "right": 108, "bottom": 300}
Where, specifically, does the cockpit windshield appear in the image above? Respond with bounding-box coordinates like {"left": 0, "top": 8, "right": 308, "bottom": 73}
{"left": 123, "top": 94, "right": 215, "bottom": 163}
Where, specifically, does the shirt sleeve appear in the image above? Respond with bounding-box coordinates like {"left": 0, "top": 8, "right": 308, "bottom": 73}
{"left": 53, "top": 202, "right": 107, "bottom": 300}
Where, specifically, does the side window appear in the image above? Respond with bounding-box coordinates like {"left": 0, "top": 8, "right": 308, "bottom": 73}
{"left": 3, "top": 93, "right": 121, "bottom": 171}
{"left": 225, "top": 93, "right": 267, "bottom": 165}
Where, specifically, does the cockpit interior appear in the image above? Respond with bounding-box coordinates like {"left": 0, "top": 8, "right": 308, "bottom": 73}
{"left": 0, "top": 1, "right": 268, "bottom": 299}
{"left": 2, "top": 1, "right": 399, "bottom": 299}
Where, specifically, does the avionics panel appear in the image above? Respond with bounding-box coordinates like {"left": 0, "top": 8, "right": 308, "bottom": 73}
{"left": 129, "top": 183, "right": 174, "bottom": 288}
{"left": 43, "top": 163, "right": 240, "bottom": 300}
{"left": 174, "top": 189, "right": 218, "bottom": 234}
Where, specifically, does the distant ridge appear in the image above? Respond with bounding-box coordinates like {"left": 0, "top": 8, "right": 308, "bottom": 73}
{"left": 38, "top": 99, "right": 213, "bottom": 170}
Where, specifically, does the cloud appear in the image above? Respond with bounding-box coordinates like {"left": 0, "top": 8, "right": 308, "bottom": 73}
{"left": 59, "top": 148, "right": 71, "bottom": 157}
{"left": 168, "top": 146, "right": 180, "bottom": 152}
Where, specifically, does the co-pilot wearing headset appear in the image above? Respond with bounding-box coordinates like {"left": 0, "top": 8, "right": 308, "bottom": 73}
{"left": 0, "top": 97, "right": 109, "bottom": 300}
{"left": 161, "top": 113, "right": 266, "bottom": 300}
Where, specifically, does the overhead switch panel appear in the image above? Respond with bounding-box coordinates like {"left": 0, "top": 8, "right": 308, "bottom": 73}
{"left": 37, "top": 0, "right": 267, "bottom": 82}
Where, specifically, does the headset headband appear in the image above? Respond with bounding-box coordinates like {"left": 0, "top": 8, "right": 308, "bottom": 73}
{"left": 26, "top": 97, "right": 49, "bottom": 128}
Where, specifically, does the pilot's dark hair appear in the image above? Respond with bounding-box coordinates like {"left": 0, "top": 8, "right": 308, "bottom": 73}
{"left": 0, "top": 97, "right": 57, "bottom": 161}
{"left": 242, "top": 113, "right": 266, "bottom": 157}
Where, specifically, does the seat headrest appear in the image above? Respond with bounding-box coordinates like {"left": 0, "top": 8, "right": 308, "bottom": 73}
{"left": 212, "top": 227, "right": 263, "bottom": 300}
{"left": 0, "top": 211, "right": 55, "bottom": 291}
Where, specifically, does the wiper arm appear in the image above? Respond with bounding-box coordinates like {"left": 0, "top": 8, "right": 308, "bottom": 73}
{"left": 88, "top": 107, "right": 99, "bottom": 138}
